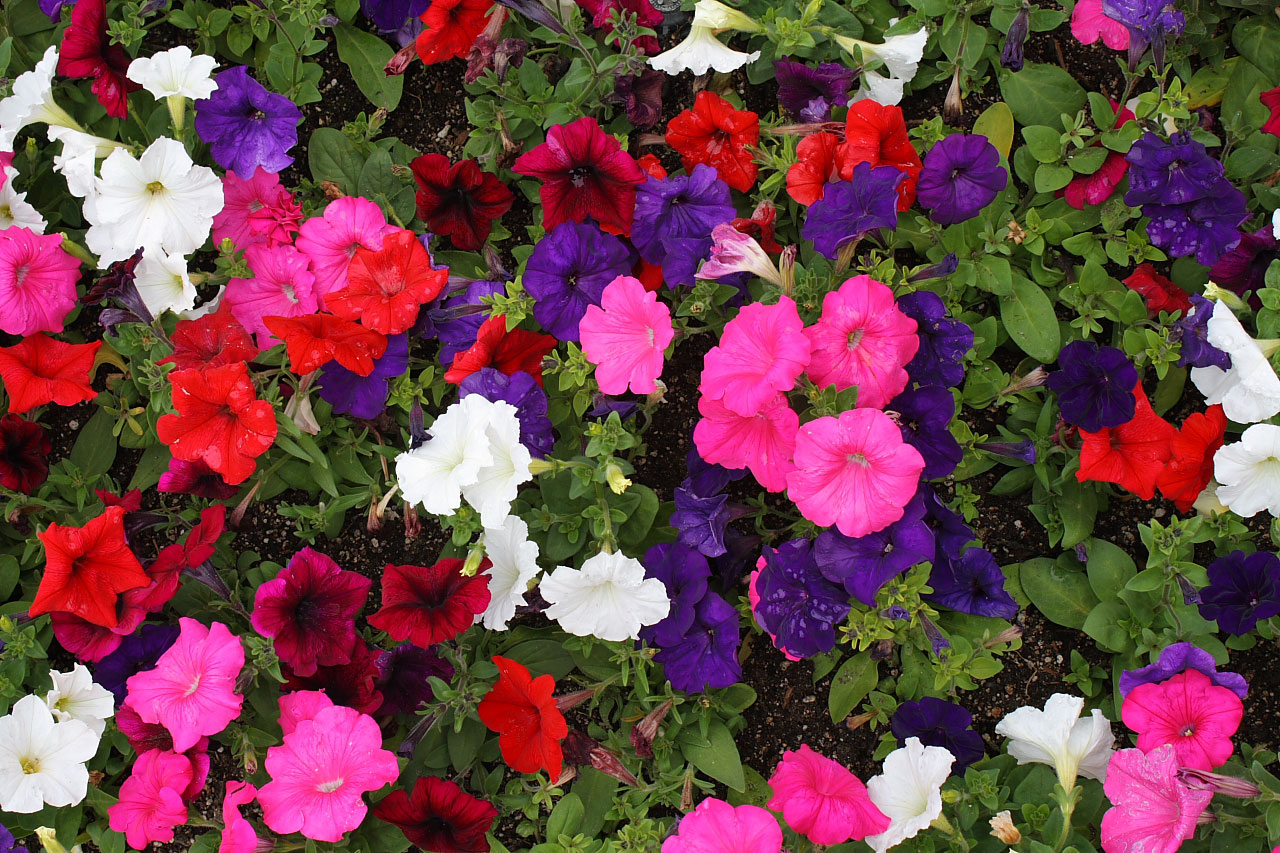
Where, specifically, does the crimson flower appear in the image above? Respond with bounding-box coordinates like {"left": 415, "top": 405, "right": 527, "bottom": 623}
{"left": 1262, "top": 85, "right": 1280, "bottom": 137}
{"left": 0, "top": 414, "right": 52, "bottom": 494}
{"left": 839, "top": 100, "right": 922, "bottom": 210}
{"left": 183, "top": 506, "right": 228, "bottom": 569}
{"left": 412, "top": 154, "right": 514, "bottom": 251}
{"left": 158, "top": 305, "right": 258, "bottom": 371}
{"left": 57, "top": 0, "right": 139, "bottom": 118}
{"left": 666, "top": 91, "right": 761, "bottom": 193}
{"left": 327, "top": 230, "right": 448, "bottom": 335}
{"left": 1158, "top": 405, "right": 1226, "bottom": 512}
{"left": 513, "top": 117, "right": 647, "bottom": 235}
{"left": 32, "top": 506, "right": 150, "bottom": 627}
{"left": 374, "top": 776, "right": 498, "bottom": 853}
{"left": 416, "top": 0, "right": 494, "bottom": 64}
{"left": 786, "top": 132, "right": 843, "bottom": 206}
{"left": 368, "top": 559, "right": 491, "bottom": 648}
{"left": 731, "top": 200, "right": 783, "bottom": 253}
{"left": 445, "top": 315, "right": 558, "bottom": 386}
{"left": 156, "top": 364, "right": 278, "bottom": 486}
{"left": 0, "top": 333, "right": 101, "bottom": 415}
{"left": 263, "top": 314, "right": 388, "bottom": 376}
{"left": 158, "top": 459, "right": 240, "bottom": 500}
{"left": 281, "top": 637, "right": 384, "bottom": 714}
{"left": 477, "top": 656, "right": 568, "bottom": 778}
{"left": 1123, "top": 263, "right": 1192, "bottom": 317}
{"left": 1076, "top": 383, "right": 1176, "bottom": 500}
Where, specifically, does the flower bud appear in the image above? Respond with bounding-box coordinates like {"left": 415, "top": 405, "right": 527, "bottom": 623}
{"left": 385, "top": 42, "right": 417, "bottom": 77}
{"left": 1177, "top": 767, "right": 1263, "bottom": 798}
{"left": 35, "top": 828, "right": 70, "bottom": 853}
{"left": 975, "top": 440, "right": 1037, "bottom": 464}
{"left": 1001, "top": 4, "right": 1030, "bottom": 71}
{"left": 989, "top": 810, "right": 1022, "bottom": 844}
{"left": 943, "top": 67, "right": 964, "bottom": 125}
{"left": 632, "top": 698, "right": 673, "bottom": 758}
{"left": 692, "top": 0, "right": 764, "bottom": 33}
{"left": 605, "top": 463, "right": 632, "bottom": 495}
{"left": 555, "top": 687, "right": 598, "bottom": 712}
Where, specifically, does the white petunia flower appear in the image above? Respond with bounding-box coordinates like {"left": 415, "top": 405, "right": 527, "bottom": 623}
{"left": 84, "top": 136, "right": 223, "bottom": 268}
{"left": 396, "top": 394, "right": 497, "bottom": 517}
{"left": 836, "top": 27, "right": 928, "bottom": 107}
{"left": 478, "top": 515, "right": 542, "bottom": 630}
{"left": 1190, "top": 299, "right": 1280, "bottom": 424}
{"left": 45, "top": 665, "right": 114, "bottom": 737}
{"left": 849, "top": 68, "right": 907, "bottom": 106}
{"left": 48, "top": 126, "right": 126, "bottom": 200}
{"left": 994, "top": 693, "right": 1114, "bottom": 789}
{"left": 0, "top": 47, "right": 82, "bottom": 151}
{"left": 649, "top": 26, "right": 761, "bottom": 76}
{"left": 0, "top": 694, "right": 99, "bottom": 813}
{"left": 134, "top": 249, "right": 198, "bottom": 317}
{"left": 127, "top": 46, "right": 219, "bottom": 100}
{"left": 541, "top": 550, "right": 671, "bottom": 641}
{"left": 0, "top": 167, "right": 47, "bottom": 233}
{"left": 690, "top": 0, "right": 764, "bottom": 32}
{"left": 462, "top": 400, "right": 533, "bottom": 528}
{"left": 864, "top": 738, "right": 954, "bottom": 853}
{"left": 1213, "top": 423, "right": 1280, "bottom": 518}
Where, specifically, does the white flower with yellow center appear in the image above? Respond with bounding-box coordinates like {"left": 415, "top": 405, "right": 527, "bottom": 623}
{"left": 0, "top": 694, "right": 99, "bottom": 813}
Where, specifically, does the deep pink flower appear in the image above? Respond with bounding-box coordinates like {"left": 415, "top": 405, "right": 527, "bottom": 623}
{"left": 579, "top": 275, "right": 674, "bottom": 395}
{"left": 767, "top": 745, "right": 889, "bottom": 845}
{"left": 693, "top": 393, "right": 798, "bottom": 492}
{"left": 1071, "top": 0, "right": 1129, "bottom": 49}
{"left": 281, "top": 636, "right": 384, "bottom": 714}
{"left": 1122, "top": 670, "right": 1243, "bottom": 771}
{"left": 700, "top": 297, "right": 811, "bottom": 417}
{"left": 786, "top": 409, "right": 925, "bottom": 538}
{"left": 212, "top": 167, "right": 302, "bottom": 251}
{"left": 219, "top": 781, "right": 260, "bottom": 853}
{"left": 1101, "top": 746, "right": 1212, "bottom": 853}
{"left": 124, "top": 618, "right": 245, "bottom": 752}
{"left": 278, "top": 690, "right": 336, "bottom": 736}
{"left": 0, "top": 227, "right": 82, "bottom": 336}
{"left": 802, "top": 275, "right": 918, "bottom": 409}
{"left": 158, "top": 458, "right": 240, "bottom": 500}
{"left": 294, "top": 196, "right": 399, "bottom": 305}
{"left": 661, "top": 797, "right": 782, "bottom": 853}
{"left": 251, "top": 547, "right": 371, "bottom": 677}
{"left": 223, "top": 243, "right": 318, "bottom": 345}
{"left": 107, "top": 749, "right": 194, "bottom": 849}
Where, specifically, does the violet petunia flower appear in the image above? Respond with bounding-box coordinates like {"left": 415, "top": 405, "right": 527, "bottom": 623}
{"left": 318, "top": 334, "right": 410, "bottom": 420}
{"left": 459, "top": 368, "right": 555, "bottom": 457}
{"left": 1171, "top": 296, "right": 1232, "bottom": 370}
{"left": 922, "top": 487, "right": 976, "bottom": 559}
{"left": 194, "top": 66, "right": 302, "bottom": 178}
{"left": 374, "top": 644, "right": 455, "bottom": 715}
{"left": 1046, "top": 340, "right": 1139, "bottom": 432}
{"left": 93, "top": 623, "right": 181, "bottom": 704}
{"left": 631, "top": 164, "right": 735, "bottom": 287}
{"left": 774, "top": 59, "right": 857, "bottom": 122}
{"left": 925, "top": 546, "right": 1019, "bottom": 620}
{"left": 39, "top": 0, "right": 75, "bottom": 19}
{"left": 815, "top": 493, "right": 935, "bottom": 606}
{"left": 0, "top": 823, "right": 25, "bottom": 853}
{"left": 360, "top": 0, "right": 428, "bottom": 32}
{"left": 685, "top": 448, "right": 747, "bottom": 497}
{"left": 1102, "top": 0, "right": 1184, "bottom": 69}
{"left": 887, "top": 385, "right": 963, "bottom": 480}
{"left": 671, "top": 487, "right": 736, "bottom": 558}
{"left": 1145, "top": 194, "right": 1248, "bottom": 267}
{"left": 523, "top": 221, "right": 633, "bottom": 341}
{"left": 1209, "top": 226, "right": 1279, "bottom": 296}
{"left": 428, "top": 279, "right": 504, "bottom": 364}
{"left": 754, "top": 539, "right": 851, "bottom": 658}
{"left": 1125, "top": 132, "right": 1225, "bottom": 207}
{"left": 1119, "top": 642, "right": 1248, "bottom": 700}
{"left": 802, "top": 163, "right": 905, "bottom": 260}
{"left": 1001, "top": 3, "right": 1031, "bottom": 71}
{"left": 639, "top": 543, "right": 712, "bottom": 648}
{"left": 891, "top": 697, "right": 986, "bottom": 773}
{"left": 1197, "top": 550, "right": 1280, "bottom": 635}
{"left": 897, "top": 290, "right": 973, "bottom": 388}
{"left": 654, "top": 592, "right": 742, "bottom": 693}
{"left": 916, "top": 134, "right": 1008, "bottom": 226}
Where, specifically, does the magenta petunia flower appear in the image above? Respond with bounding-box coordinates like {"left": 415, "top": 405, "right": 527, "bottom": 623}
{"left": 1072, "top": 0, "right": 1130, "bottom": 49}
{"left": 211, "top": 167, "right": 302, "bottom": 251}
{"left": 222, "top": 242, "right": 318, "bottom": 345}
{"left": 578, "top": 275, "right": 674, "bottom": 395}
{"left": 767, "top": 744, "right": 890, "bottom": 845}
{"left": 294, "top": 196, "right": 398, "bottom": 304}
{"left": 1101, "top": 746, "right": 1212, "bottom": 853}
{"left": 107, "top": 748, "right": 195, "bottom": 849}
{"left": 700, "top": 297, "right": 811, "bottom": 417}
{"left": 786, "top": 409, "right": 925, "bottom": 538}
{"left": 1122, "top": 669, "right": 1243, "bottom": 771}
{"left": 662, "top": 797, "right": 783, "bottom": 853}
{"left": 124, "top": 618, "right": 245, "bottom": 753}
{"left": 0, "top": 227, "right": 82, "bottom": 336}
{"left": 803, "top": 274, "right": 918, "bottom": 409}
{"left": 693, "top": 393, "right": 799, "bottom": 492}
{"left": 219, "top": 780, "right": 260, "bottom": 853}
{"left": 278, "top": 689, "right": 337, "bottom": 736}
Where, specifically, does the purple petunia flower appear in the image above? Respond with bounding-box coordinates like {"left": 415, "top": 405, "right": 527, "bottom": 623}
{"left": 1125, "top": 132, "right": 1225, "bottom": 207}
{"left": 360, "top": 0, "right": 428, "bottom": 32}
{"left": 975, "top": 440, "right": 1038, "bottom": 464}
{"left": 459, "top": 368, "right": 555, "bottom": 457}
{"left": 194, "top": 66, "right": 302, "bottom": 178}
{"left": 92, "top": 623, "right": 181, "bottom": 704}
{"left": 429, "top": 279, "right": 505, "bottom": 364}
{"left": 714, "top": 528, "right": 763, "bottom": 589}
{"left": 1209, "top": 226, "right": 1279, "bottom": 296}
{"left": 685, "top": 448, "right": 746, "bottom": 497}
{"left": 925, "top": 546, "right": 1019, "bottom": 620}
{"left": 0, "top": 823, "right": 26, "bottom": 853}
{"left": 588, "top": 397, "right": 639, "bottom": 420}
{"left": 1045, "top": 340, "right": 1139, "bottom": 432}
{"left": 1145, "top": 194, "right": 1248, "bottom": 267}
{"left": 639, "top": 543, "right": 711, "bottom": 648}
{"left": 1198, "top": 550, "right": 1280, "bottom": 635}
{"left": 754, "top": 539, "right": 851, "bottom": 658}
{"left": 891, "top": 697, "right": 986, "bottom": 773}
{"left": 1171, "top": 296, "right": 1231, "bottom": 370}
{"left": 815, "top": 493, "right": 935, "bottom": 605}
{"left": 888, "top": 385, "right": 963, "bottom": 479}
{"left": 39, "top": 0, "right": 75, "bottom": 21}
{"left": 1000, "top": 3, "right": 1031, "bottom": 71}
{"left": 922, "top": 487, "right": 976, "bottom": 560}
{"left": 1103, "top": 0, "right": 1185, "bottom": 68}
{"left": 631, "top": 165, "right": 735, "bottom": 287}
{"left": 317, "top": 334, "right": 410, "bottom": 420}
{"left": 671, "top": 487, "right": 735, "bottom": 558}
{"left": 523, "top": 221, "right": 633, "bottom": 341}
{"left": 916, "top": 134, "right": 1009, "bottom": 226}
{"left": 375, "top": 644, "right": 455, "bottom": 715}
{"left": 897, "top": 290, "right": 973, "bottom": 388}
{"left": 774, "top": 59, "right": 857, "bottom": 122}
{"left": 654, "top": 592, "right": 742, "bottom": 693}
{"left": 802, "top": 162, "right": 904, "bottom": 260}
{"left": 1119, "top": 641, "right": 1249, "bottom": 700}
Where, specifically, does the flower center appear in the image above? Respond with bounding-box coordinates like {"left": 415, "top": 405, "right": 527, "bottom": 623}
{"left": 846, "top": 452, "right": 869, "bottom": 467}
{"left": 1180, "top": 723, "right": 1196, "bottom": 737}
{"left": 20, "top": 757, "right": 39, "bottom": 775}
{"left": 184, "top": 674, "right": 202, "bottom": 698}
{"left": 646, "top": 326, "right": 655, "bottom": 347}
{"left": 146, "top": 180, "right": 166, "bottom": 195}
{"left": 847, "top": 328, "right": 865, "bottom": 350}
{"left": 13, "top": 264, "right": 29, "bottom": 289}
{"left": 317, "top": 777, "right": 345, "bottom": 793}
{"left": 570, "top": 165, "right": 593, "bottom": 187}
{"left": 0, "top": 204, "right": 11, "bottom": 221}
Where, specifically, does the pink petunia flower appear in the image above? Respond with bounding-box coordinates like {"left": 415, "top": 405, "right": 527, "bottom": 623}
{"left": 1101, "top": 746, "right": 1213, "bottom": 853}
{"left": 258, "top": 702, "right": 400, "bottom": 842}
{"left": 694, "top": 393, "right": 799, "bottom": 492}
{"left": 107, "top": 749, "right": 194, "bottom": 850}
{"left": 124, "top": 617, "right": 245, "bottom": 753}
{"left": 662, "top": 797, "right": 783, "bottom": 853}
{"left": 767, "top": 744, "right": 890, "bottom": 845}
{"left": 1121, "top": 669, "right": 1243, "bottom": 771}
{"left": 212, "top": 167, "right": 302, "bottom": 251}
{"left": 223, "top": 242, "right": 318, "bottom": 346}
{"left": 1071, "top": 0, "right": 1129, "bottom": 49}
{"left": 294, "top": 196, "right": 398, "bottom": 306}
{"left": 700, "top": 297, "right": 811, "bottom": 417}
{"left": 278, "top": 689, "right": 337, "bottom": 736}
{"left": 786, "top": 409, "right": 925, "bottom": 538}
{"left": 0, "top": 227, "right": 82, "bottom": 336}
{"left": 219, "top": 780, "right": 260, "bottom": 853}
{"left": 578, "top": 275, "right": 674, "bottom": 395}
{"left": 803, "top": 275, "right": 918, "bottom": 409}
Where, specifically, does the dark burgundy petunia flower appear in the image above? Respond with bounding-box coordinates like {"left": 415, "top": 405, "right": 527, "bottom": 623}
{"left": 281, "top": 637, "right": 385, "bottom": 714}
{"left": 411, "top": 154, "right": 514, "bottom": 251}
{"left": 610, "top": 70, "right": 665, "bottom": 130}
{"left": 1209, "top": 226, "right": 1280, "bottom": 296}
{"left": 157, "top": 458, "right": 240, "bottom": 500}
{"left": 57, "top": 0, "right": 140, "bottom": 118}
{"left": 0, "top": 414, "right": 52, "bottom": 494}
{"left": 375, "top": 644, "right": 455, "bottom": 716}
{"left": 368, "top": 559, "right": 492, "bottom": 648}
{"left": 373, "top": 776, "right": 498, "bottom": 853}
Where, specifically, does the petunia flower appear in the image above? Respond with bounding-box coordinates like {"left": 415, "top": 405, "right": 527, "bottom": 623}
{"left": 369, "top": 559, "right": 492, "bottom": 647}
{"left": 1124, "top": 263, "right": 1191, "bottom": 317}
{"left": 815, "top": 492, "right": 933, "bottom": 605}
{"left": 639, "top": 543, "right": 711, "bottom": 648}
{"left": 328, "top": 229, "right": 448, "bottom": 335}
{"left": 1101, "top": 746, "right": 1212, "bottom": 853}
{"left": 916, "top": 134, "right": 1008, "bottom": 226}
{"left": 802, "top": 164, "right": 905, "bottom": 260}
{"left": 1210, "top": 226, "right": 1280, "bottom": 297}
{"left": 1072, "top": 0, "right": 1129, "bottom": 49}
{"left": 194, "top": 66, "right": 300, "bottom": 177}
{"left": 31, "top": 506, "right": 149, "bottom": 628}
{"left": 693, "top": 392, "right": 799, "bottom": 492}
{"left": 995, "top": 693, "right": 1114, "bottom": 788}
{"left": 374, "top": 776, "right": 498, "bottom": 852}
{"left": 1048, "top": 340, "right": 1140, "bottom": 432}
{"left": 107, "top": 749, "right": 193, "bottom": 848}
{"left": 411, "top": 153, "right": 513, "bottom": 251}
{"left": 219, "top": 780, "right": 259, "bottom": 853}
{"left": 375, "top": 644, "right": 454, "bottom": 717}
{"left": 0, "top": 694, "right": 98, "bottom": 813}
{"left": 890, "top": 697, "right": 986, "bottom": 774}
{"left": 1213, "top": 424, "right": 1280, "bottom": 519}
{"left": 1103, "top": 0, "right": 1184, "bottom": 68}
{"left": 45, "top": 664, "right": 113, "bottom": 736}
{"left": 156, "top": 364, "right": 278, "bottom": 486}
{"left": 396, "top": 394, "right": 497, "bottom": 516}
{"left": 697, "top": 222, "right": 783, "bottom": 287}
{"left": 660, "top": 798, "right": 782, "bottom": 853}
{"left": 160, "top": 304, "right": 257, "bottom": 372}
{"left": 92, "top": 623, "right": 180, "bottom": 704}
{"left": 46, "top": 126, "right": 122, "bottom": 200}
{"left": 134, "top": 250, "right": 199, "bottom": 317}
{"left": 666, "top": 91, "right": 760, "bottom": 193}
{"left": 445, "top": 315, "right": 558, "bottom": 386}
{"left": 478, "top": 515, "right": 542, "bottom": 630}
{"left": 578, "top": 275, "right": 673, "bottom": 395}
{"left": 477, "top": 656, "right": 569, "bottom": 778}
{"left": 318, "top": 332, "right": 409, "bottom": 420}
{"left": 415, "top": 0, "right": 493, "bottom": 64}
{"left": 701, "top": 297, "right": 810, "bottom": 417}
{"left": 57, "top": 0, "right": 140, "bottom": 119}
{"left": 839, "top": 99, "right": 924, "bottom": 210}
{"left": 652, "top": 591, "right": 742, "bottom": 693}
{"left": 1190, "top": 299, "right": 1280, "bottom": 424}
{"left": 0, "top": 47, "right": 83, "bottom": 151}
{"left": 543, "top": 551, "right": 671, "bottom": 641}
{"left": 864, "top": 738, "right": 954, "bottom": 853}
{"left": 897, "top": 291, "right": 972, "bottom": 388}
{"left": 1122, "top": 669, "right": 1242, "bottom": 771}
{"left": 753, "top": 539, "right": 850, "bottom": 658}
{"left": 648, "top": 24, "right": 761, "bottom": 77}
{"left": 1196, "top": 549, "right": 1280, "bottom": 635}
{"left": 522, "top": 221, "right": 633, "bottom": 342}
{"left": 281, "top": 638, "right": 384, "bottom": 714}
{"left": 767, "top": 744, "right": 889, "bottom": 845}
{"left": 631, "top": 165, "right": 736, "bottom": 287}
{"left": 1076, "top": 383, "right": 1175, "bottom": 500}
{"left": 295, "top": 196, "right": 398, "bottom": 303}
{"left": 0, "top": 414, "right": 52, "bottom": 494}
{"left": 0, "top": 165, "right": 47, "bottom": 232}
{"left": 925, "top": 546, "right": 1019, "bottom": 620}
{"left": 0, "top": 227, "right": 82, "bottom": 336}
{"left": 223, "top": 243, "right": 318, "bottom": 344}
{"left": 127, "top": 45, "right": 218, "bottom": 101}
{"left": 1120, "top": 642, "right": 1249, "bottom": 700}
{"left": 1157, "top": 406, "right": 1226, "bottom": 512}
{"left": 212, "top": 167, "right": 302, "bottom": 251}
{"left": 775, "top": 59, "right": 857, "bottom": 122}
{"left": 464, "top": 399, "right": 534, "bottom": 526}
{"left": 265, "top": 314, "right": 387, "bottom": 377}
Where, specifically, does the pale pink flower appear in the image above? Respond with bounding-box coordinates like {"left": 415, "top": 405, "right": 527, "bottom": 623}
{"left": 786, "top": 409, "right": 925, "bottom": 538}
{"left": 219, "top": 780, "right": 260, "bottom": 853}
{"left": 294, "top": 196, "right": 397, "bottom": 306}
{"left": 767, "top": 744, "right": 889, "bottom": 845}
{"left": 700, "top": 297, "right": 811, "bottom": 417}
{"left": 211, "top": 167, "right": 301, "bottom": 251}
{"left": 258, "top": 702, "right": 400, "bottom": 842}
{"left": 1071, "top": 0, "right": 1130, "bottom": 50}
{"left": 693, "top": 393, "right": 798, "bottom": 492}
{"left": 661, "top": 797, "right": 783, "bottom": 853}
{"left": 223, "top": 242, "right": 318, "bottom": 345}
{"left": 697, "top": 223, "right": 783, "bottom": 287}
{"left": 803, "top": 275, "right": 918, "bottom": 409}
{"left": 107, "top": 749, "right": 194, "bottom": 850}
{"left": 124, "top": 618, "right": 245, "bottom": 753}
{"left": 0, "top": 227, "right": 81, "bottom": 336}
{"left": 1101, "top": 746, "right": 1212, "bottom": 853}
{"left": 579, "top": 274, "right": 674, "bottom": 395}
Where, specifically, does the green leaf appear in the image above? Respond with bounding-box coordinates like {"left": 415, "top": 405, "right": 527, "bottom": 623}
{"left": 70, "top": 409, "right": 118, "bottom": 479}
{"left": 827, "top": 652, "right": 878, "bottom": 723}
{"left": 334, "top": 24, "right": 404, "bottom": 110}
{"left": 973, "top": 102, "right": 1015, "bottom": 159}
{"left": 1125, "top": 567, "right": 1166, "bottom": 593}
{"left": 308, "top": 127, "right": 364, "bottom": 194}
{"left": 1034, "top": 163, "right": 1074, "bottom": 193}
{"left": 572, "top": 768, "right": 618, "bottom": 838}
{"left": 679, "top": 719, "right": 746, "bottom": 791}
{"left": 1019, "top": 557, "right": 1099, "bottom": 630}
{"left": 1082, "top": 601, "right": 1131, "bottom": 652}
{"left": 1084, "top": 538, "right": 1137, "bottom": 601}
{"left": 546, "top": 792, "right": 585, "bottom": 839}
{"left": 1232, "top": 16, "right": 1280, "bottom": 80}
{"left": 1021, "top": 125, "right": 1063, "bottom": 164}
{"left": 0, "top": 556, "right": 17, "bottom": 601}
{"left": 128, "top": 443, "right": 172, "bottom": 491}
{"left": 998, "top": 63, "right": 1086, "bottom": 128}
{"left": 499, "top": 638, "right": 577, "bottom": 679}
{"left": 447, "top": 715, "right": 487, "bottom": 772}
{"left": 1058, "top": 480, "right": 1097, "bottom": 549}
{"left": 617, "top": 484, "right": 659, "bottom": 546}
{"left": 1000, "top": 275, "right": 1061, "bottom": 361}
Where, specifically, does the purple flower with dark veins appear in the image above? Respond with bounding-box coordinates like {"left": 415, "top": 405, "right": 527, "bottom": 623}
{"left": 639, "top": 543, "right": 711, "bottom": 648}
{"left": 754, "top": 539, "right": 851, "bottom": 658}
{"left": 897, "top": 290, "right": 973, "bottom": 388}
{"left": 922, "top": 487, "right": 976, "bottom": 560}
{"left": 671, "top": 487, "right": 734, "bottom": 558}
{"left": 1102, "top": 0, "right": 1184, "bottom": 69}
{"left": 815, "top": 492, "right": 935, "bottom": 605}
{"left": 1046, "top": 340, "right": 1139, "bottom": 432}
{"left": 1171, "top": 296, "right": 1231, "bottom": 370}
{"left": 194, "top": 66, "right": 302, "bottom": 177}
{"left": 631, "top": 165, "right": 735, "bottom": 285}
{"left": 888, "top": 385, "right": 963, "bottom": 479}
{"left": 774, "top": 59, "right": 857, "bottom": 122}
{"left": 523, "top": 221, "right": 633, "bottom": 341}
{"left": 610, "top": 70, "right": 665, "bottom": 130}
{"left": 925, "top": 546, "right": 1019, "bottom": 620}
{"left": 802, "top": 162, "right": 904, "bottom": 260}
{"left": 916, "top": 134, "right": 1008, "bottom": 226}
{"left": 1125, "top": 132, "right": 1224, "bottom": 207}
{"left": 654, "top": 592, "right": 742, "bottom": 693}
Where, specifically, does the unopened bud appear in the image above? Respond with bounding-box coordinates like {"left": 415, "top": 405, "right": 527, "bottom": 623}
{"left": 385, "top": 42, "right": 416, "bottom": 77}
{"left": 632, "top": 698, "right": 673, "bottom": 758}
{"left": 555, "top": 688, "right": 598, "bottom": 712}
{"left": 943, "top": 67, "right": 964, "bottom": 124}
{"left": 1001, "top": 4, "right": 1030, "bottom": 71}
{"left": 461, "top": 544, "right": 487, "bottom": 577}
{"left": 35, "top": 828, "right": 70, "bottom": 853}
{"left": 528, "top": 458, "right": 558, "bottom": 475}
{"left": 999, "top": 365, "right": 1049, "bottom": 397}
{"left": 1177, "top": 767, "right": 1262, "bottom": 798}
{"left": 989, "top": 810, "right": 1022, "bottom": 844}
{"left": 605, "top": 463, "right": 632, "bottom": 495}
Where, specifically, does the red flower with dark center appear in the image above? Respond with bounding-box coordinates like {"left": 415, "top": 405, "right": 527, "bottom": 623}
{"left": 0, "top": 333, "right": 101, "bottom": 415}
{"left": 786, "top": 132, "right": 843, "bottom": 206}
{"left": 477, "top": 656, "right": 568, "bottom": 778}
{"left": 513, "top": 117, "right": 647, "bottom": 235}
{"left": 31, "top": 506, "right": 150, "bottom": 628}
{"left": 412, "top": 154, "right": 514, "bottom": 251}
{"left": 416, "top": 0, "right": 494, "bottom": 65}
{"left": 0, "top": 414, "right": 52, "bottom": 494}
{"left": 159, "top": 305, "right": 258, "bottom": 371}
{"left": 263, "top": 314, "right": 388, "bottom": 376}
{"left": 1261, "top": 85, "right": 1280, "bottom": 137}
{"left": 444, "top": 315, "right": 558, "bottom": 386}
{"left": 373, "top": 776, "right": 498, "bottom": 853}
{"left": 666, "top": 91, "right": 760, "bottom": 192}
{"left": 1123, "top": 263, "right": 1192, "bottom": 317}
{"left": 281, "top": 636, "right": 384, "bottom": 714}
{"left": 252, "top": 547, "right": 371, "bottom": 677}
{"left": 1076, "top": 383, "right": 1176, "bottom": 500}
{"left": 368, "top": 559, "right": 491, "bottom": 648}
{"left": 327, "top": 229, "right": 448, "bottom": 335}
{"left": 731, "top": 199, "right": 783, "bottom": 253}
{"left": 839, "top": 100, "right": 922, "bottom": 210}
{"left": 57, "top": 0, "right": 139, "bottom": 118}
{"left": 156, "top": 363, "right": 278, "bottom": 486}
{"left": 1158, "top": 405, "right": 1227, "bottom": 512}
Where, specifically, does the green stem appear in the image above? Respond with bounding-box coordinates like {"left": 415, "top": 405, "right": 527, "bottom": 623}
{"left": 1052, "top": 786, "right": 1081, "bottom": 853}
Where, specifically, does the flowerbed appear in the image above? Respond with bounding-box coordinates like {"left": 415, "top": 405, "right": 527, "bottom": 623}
{"left": 1, "top": 0, "right": 1280, "bottom": 850}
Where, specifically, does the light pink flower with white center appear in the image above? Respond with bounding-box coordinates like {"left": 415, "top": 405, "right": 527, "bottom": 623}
{"left": 223, "top": 242, "right": 318, "bottom": 346}
{"left": 294, "top": 196, "right": 398, "bottom": 305}
{"left": 1101, "top": 746, "right": 1212, "bottom": 853}
{"left": 579, "top": 275, "right": 674, "bottom": 395}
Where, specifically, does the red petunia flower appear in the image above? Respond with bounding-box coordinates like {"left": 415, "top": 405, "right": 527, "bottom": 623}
{"left": 373, "top": 775, "right": 498, "bottom": 853}
{"left": 411, "top": 154, "right": 514, "bottom": 251}
{"left": 128, "top": 543, "right": 187, "bottom": 615}
{"left": 839, "top": 100, "right": 922, "bottom": 210}
{"left": 281, "top": 636, "right": 384, "bottom": 714}
{"left": 94, "top": 488, "right": 143, "bottom": 513}
{"left": 416, "top": 0, "right": 494, "bottom": 65}
{"left": 51, "top": 611, "right": 129, "bottom": 662}
{"left": 57, "top": 0, "right": 140, "bottom": 118}
{"left": 368, "top": 559, "right": 491, "bottom": 649}
{"left": 31, "top": 506, "right": 150, "bottom": 628}
{"left": 1262, "top": 85, "right": 1280, "bottom": 137}
{"left": 263, "top": 314, "right": 388, "bottom": 376}
{"left": 513, "top": 117, "right": 647, "bottom": 236}
{"left": 786, "top": 132, "right": 843, "bottom": 206}
{"left": 445, "top": 315, "right": 558, "bottom": 386}
{"left": 477, "top": 656, "right": 568, "bottom": 778}
{"left": 1123, "top": 263, "right": 1193, "bottom": 317}
{"left": 1158, "top": 405, "right": 1227, "bottom": 512}
{"left": 327, "top": 230, "right": 448, "bottom": 335}
{"left": 665, "top": 91, "right": 761, "bottom": 193}
{"left": 0, "top": 333, "right": 101, "bottom": 415}
{"left": 182, "top": 505, "right": 227, "bottom": 569}
{"left": 156, "top": 364, "right": 278, "bottom": 486}
{"left": 635, "top": 154, "right": 668, "bottom": 181}
{"left": 159, "top": 305, "right": 258, "bottom": 371}
{"left": 1076, "top": 383, "right": 1176, "bottom": 500}
{"left": 1062, "top": 103, "right": 1135, "bottom": 209}
{"left": 0, "top": 414, "right": 52, "bottom": 494}
{"left": 731, "top": 199, "right": 783, "bottom": 253}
